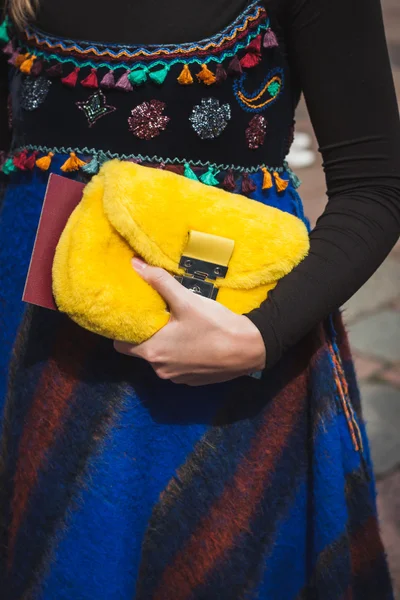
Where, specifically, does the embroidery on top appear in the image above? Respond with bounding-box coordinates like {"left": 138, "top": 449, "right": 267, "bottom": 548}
{"left": 21, "top": 76, "right": 52, "bottom": 110}
{"left": 234, "top": 67, "right": 284, "bottom": 112}
{"left": 76, "top": 90, "right": 116, "bottom": 127}
{"left": 189, "top": 98, "right": 231, "bottom": 139}
{"left": 0, "top": 1, "right": 282, "bottom": 90}
{"left": 128, "top": 100, "right": 170, "bottom": 140}
{"left": 246, "top": 115, "right": 267, "bottom": 149}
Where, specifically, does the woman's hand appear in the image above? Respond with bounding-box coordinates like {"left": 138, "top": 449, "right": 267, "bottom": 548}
{"left": 113, "top": 258, "right": 266, "bottom": 386}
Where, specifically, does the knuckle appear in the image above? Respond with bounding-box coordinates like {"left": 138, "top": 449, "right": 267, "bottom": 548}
{"left": 155, "top": 367, "right": 170, "bottom": 380}
{"left": 150, "top": 267, "right": 166, "bottom": 284}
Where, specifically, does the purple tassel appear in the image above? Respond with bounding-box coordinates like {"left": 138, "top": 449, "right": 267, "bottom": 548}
{"left": 100, "top": 70, "right": 116, "bottom": 89}
{"left": 3, "top": 40, "right": 14, "bottom": 55}
{"left": 215, "top": 63, "right": 227, "bottom": 84}
{"left": 227, "top": 56, "right": 242, "bottom": 76}
{"left": 30, "top": 59, "right": 43, "bottom": 76}
{"left": 263, "top": 29, "right": 278, "bottom": 48}
{"left": 7, "top": 50, "right": 19, "bottom": 66}
{"left": 222, "top": 169, "right": 236, "bottom": 192}
{"left": 241, "top": 172, "right": 257, "bottom": 195}
{"left": 46, "top": 63, "right": 63, "bottom": 77}
{"left": 115, "top": 71, "right": 133, "bottom": 92}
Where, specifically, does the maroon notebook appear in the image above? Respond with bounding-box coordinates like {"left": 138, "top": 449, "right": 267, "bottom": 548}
{"left": 23, "top": 174, "right": 85, "bottom": 310}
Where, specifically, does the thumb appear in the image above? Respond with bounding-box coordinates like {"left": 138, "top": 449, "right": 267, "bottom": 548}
{"left": 132, "top": 258, "right": 187, "bottom": 312}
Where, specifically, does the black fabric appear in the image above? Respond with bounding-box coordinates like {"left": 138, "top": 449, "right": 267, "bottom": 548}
{"left": 1, "top": 0, "right": 400, "bottom": 369}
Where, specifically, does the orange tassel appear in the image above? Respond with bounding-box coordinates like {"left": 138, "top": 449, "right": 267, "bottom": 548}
{"left": 196, "top": 63, "right": 216, "bottom": 85}
{"left": 20, "top": 54, "right": 36, "bottom": 74}
{"left": 15, "top": 52, "right": 30, "bottom": 68}
{"left": 60, "top": 152, "right": 87, "bottom": 173}
{"left": 36, "top": 152, "right": 54, "bottom": 171}
{"left": 273, "top": 171, "right": 289, "bottom": 192}
{"left": 261, "top": 167, "right": 273, "bottom": 190}
{"left": 177, "top": 64, "right": 193, "bottom": 85}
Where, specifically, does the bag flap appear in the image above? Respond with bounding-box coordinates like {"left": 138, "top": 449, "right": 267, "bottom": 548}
{"left": 97, "top": 160, "right": 309, "bottom": 289}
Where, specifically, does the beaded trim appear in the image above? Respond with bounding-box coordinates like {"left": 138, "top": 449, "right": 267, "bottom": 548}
{"left": 14, "top": 144, "right": 288, "bottom": 174}
{"left": 20, "top": 2, "right": 268, "bottom": 68}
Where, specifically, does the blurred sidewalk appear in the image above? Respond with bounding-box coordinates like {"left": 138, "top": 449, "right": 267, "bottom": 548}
{"left": 290, "top": 0, "right": 400, "bottom": 594}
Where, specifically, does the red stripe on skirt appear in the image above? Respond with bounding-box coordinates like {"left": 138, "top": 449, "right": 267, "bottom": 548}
{"left": 350, "top": 515, "right": 385, "bottom": 575}
{"left": 153, "top": 370, "right": 308, "bottom": 600}
{"left": 7, "top": 323, "right": 94, "bottom": 569}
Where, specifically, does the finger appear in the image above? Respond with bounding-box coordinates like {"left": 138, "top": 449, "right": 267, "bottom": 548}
{"left": 113, "top": 339, "right": 149, "bottom": 359}
{"left": 132, "top": 258, "right": 187, "bottom": 314}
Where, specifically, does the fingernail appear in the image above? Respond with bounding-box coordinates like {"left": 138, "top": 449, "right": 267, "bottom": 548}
{"left": 132, "top": 257, "right": 147, "bottom": 272}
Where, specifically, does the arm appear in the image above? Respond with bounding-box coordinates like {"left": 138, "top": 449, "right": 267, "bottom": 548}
{"left": 246, "top": 0, "right": 400, "bottom": 367}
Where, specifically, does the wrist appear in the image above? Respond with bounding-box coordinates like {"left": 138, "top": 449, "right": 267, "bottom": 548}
{"left": 235, "top": 316, "right": 266, "bottom": 372}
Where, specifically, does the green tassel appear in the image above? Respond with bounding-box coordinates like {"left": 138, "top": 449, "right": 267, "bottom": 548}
{"left": 128, "top": 67, "right": 148, "bottom": 85}
{"left": 82, "top": 155, "right": 100, "bottom": 174}
{"left": 287, "top": 167, "right": 301, "bottom": 189}
{"left": 200, "top": 167, "right": 219, "bottom": 186}
{"left": 184, "top": 162, "right": 199, "bottom": 181}
{"left": 148, "top": 65, "right": 170, "bottom": 85}
{"left": 82, "top": 151, "right": 109, "bottom": 175}
{"left": 0, "top": 19, "right": 10, "bottom": 44}
{"left": 2, "top": 157, "right": 17, "bottom": 174}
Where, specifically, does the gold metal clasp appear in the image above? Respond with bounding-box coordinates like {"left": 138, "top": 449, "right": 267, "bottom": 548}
{"left": 175, "top": 231, "right": 235, "bottom": 300}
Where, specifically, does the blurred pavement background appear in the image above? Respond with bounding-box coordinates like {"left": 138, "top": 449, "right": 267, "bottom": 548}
{"left": 289, "top": 0, "right": 400, "bottom": 594}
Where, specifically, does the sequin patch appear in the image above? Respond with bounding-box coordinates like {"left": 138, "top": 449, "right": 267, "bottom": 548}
{"left": 246, "top": 115, "right": 267, "bottom": 149}
{"left": 128, "top": 100, "right": 170, "bottom": 140}
{"left": 21, "top": 76, "right": 52, "bottom": 111}
{"left": 189, "top": 98, "right": 231, "bottom": 140}
{"left": 76, "top": 90, "right": 116, "bottom": 127}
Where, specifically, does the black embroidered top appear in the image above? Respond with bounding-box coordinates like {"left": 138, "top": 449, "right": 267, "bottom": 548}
{"left": 0, "top": 0, "right": 400, "bottom": 368}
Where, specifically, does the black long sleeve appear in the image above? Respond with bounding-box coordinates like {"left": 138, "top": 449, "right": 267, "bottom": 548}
{"left": 247, "top": 0, "right": 400, "bottom": 366}
{"left": 0, "top": 0, "right": 399, "bottom": 368}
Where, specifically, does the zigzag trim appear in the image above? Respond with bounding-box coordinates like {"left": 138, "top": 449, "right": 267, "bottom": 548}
{"left": 18, "top": 22, "right": 269, "bottom": 70}
{"left": 21, "top": 2, "right": 266, "bottom": 62}
{"left": 18, "top": 144, "right": 289, "bottom": 174}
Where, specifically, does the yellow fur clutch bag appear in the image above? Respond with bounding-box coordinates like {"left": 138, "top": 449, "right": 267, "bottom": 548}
{"left": 52, "top": 160, "right": 309, "bottom": 343}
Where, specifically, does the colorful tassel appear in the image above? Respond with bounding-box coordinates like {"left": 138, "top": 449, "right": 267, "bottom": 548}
{"left": 15, "top": 52, "right": 30, "bottom": 68}
{"left": 7, "top": 51, "right": 19, "bottom": 66}
{"left": 46, "top": 63, "right": 63, "bottom": 77}
{"left": 240, "top": 35, "right": 262, "bottom": 68}
{"left": 115, "top": 71, "right": 134, "bottom": 92}
{"left": 183, "top": 162, "right": 199, "bottom": 181}
{"left": 3, "top": 41, "right": 14, "bottom": 56}
{"left": 227, "top": 56, "right": 242, "bottom": 76}
{"left": 24, "top": 151, "right": 38, "bottom": 170}
{"left": 61, "top": 67, "right": 80, "bottom": 88}
{"left": 20, "top": 54, "right": 37, "bottom": 74}
{"left": 287, "top": 167, "right": 301, "bottom": 189}
{"left": 2, "top": 157, "right": 17, "bottom": 174}
{"left": 148, "top": 65, "right": 170, "bottom": 85}
{"left": 222, "top": 169, "right": 236, "bottom": 192}
{"left": 263, "top": 29, "right": 278, "bottom": 48}
{"left": 13, "top": 149, "right": 28, "bottom": 170}
{"left": 215, "top": 63, "right": 227, "bottom": 84}
{"left": 128, "top": 67, "right": 148, "bottom": 86}
{"left": 200, "top": 166, "right": 219, "bottom": 186}
{"left": 30, "top": 58, "right": 43, "bottom": 76}
{"left": 261, "top": 167, "right": 273, "bottom": 190}
{"left": 36, "top": 152, "right": 54, "bottom": 171}
{"left": 0, "top": 18, "right": 10, "bottom": 44}
{"left": 241, "top": 172, "right": 257, "bottom": 194}
{"left": 196, "top": 63, "right": 216, "bottom": 85}
{"left": 60, "top": 152, "right": 87, "bottom": 173}
{"left": 81, "top": 68, "right": 99, "bottom": 88}
{"left": 82, "top": 155, "right": 100, "bottom": 174}
{"left": 273, "top": 171, "right": 289, "bottom": 192}
{"left": 177, "top": 64, "right": 193, "bottom": 85}
{"left": 100, "top": 70, "right": 116, "bottom": 89}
